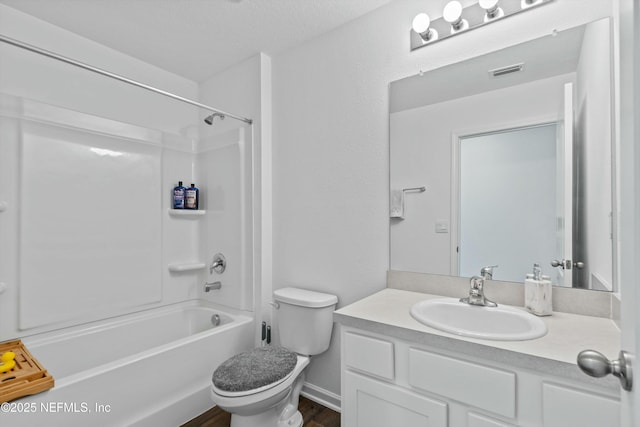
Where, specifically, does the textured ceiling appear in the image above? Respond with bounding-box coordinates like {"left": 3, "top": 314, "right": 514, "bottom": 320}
{"left": 0, "top": 0, "right": 394, "bottom": 82}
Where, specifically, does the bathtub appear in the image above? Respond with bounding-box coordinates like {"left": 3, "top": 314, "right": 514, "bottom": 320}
{"left": 2, "top": 300, "right": 254, "bottom": 426}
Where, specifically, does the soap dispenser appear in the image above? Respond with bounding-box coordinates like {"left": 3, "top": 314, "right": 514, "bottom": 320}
{"left": 524, "top": 263, "right": 552, "bottom": 316}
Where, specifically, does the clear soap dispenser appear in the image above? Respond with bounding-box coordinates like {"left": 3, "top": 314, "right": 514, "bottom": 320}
{"left": 524, "top": 263, "right": 553, "bottom": 316}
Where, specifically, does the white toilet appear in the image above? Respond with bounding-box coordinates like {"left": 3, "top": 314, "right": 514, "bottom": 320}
{"left": 210, "top": 287, "right": 338, "bottom": 427}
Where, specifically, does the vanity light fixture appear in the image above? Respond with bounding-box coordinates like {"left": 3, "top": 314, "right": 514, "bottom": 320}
{"left": 443, "top": 1, "right": 469, "bottom": 34}
{"left": 410, "top": 0, "right": 553, "bottom": 51}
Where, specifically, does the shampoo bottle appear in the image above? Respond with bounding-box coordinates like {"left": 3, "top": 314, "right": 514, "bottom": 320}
{"left": 185, "top": 183, "right": 199, "bottom": 210}
{"left": 524, "top": 263, "right": 553, "bottom": 316}
{"left": 173, "top": 181, "right": 186, "bottom": 209}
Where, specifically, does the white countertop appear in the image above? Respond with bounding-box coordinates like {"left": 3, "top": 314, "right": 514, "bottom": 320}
{"left": 334, "top": 288, "right": 621, "bottom": 388}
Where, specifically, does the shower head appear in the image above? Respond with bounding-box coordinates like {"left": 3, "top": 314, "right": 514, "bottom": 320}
{"left": 204, "top": 112, "right": 225, "bottom": 125}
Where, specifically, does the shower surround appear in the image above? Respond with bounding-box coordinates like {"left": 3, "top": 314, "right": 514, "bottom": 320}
{"left": 0, "top": 8, "right": 256, "bottom": 424}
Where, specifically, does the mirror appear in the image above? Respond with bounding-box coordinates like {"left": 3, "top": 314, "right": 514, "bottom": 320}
{"left": 389, "top": 18, "right": 615, "bottom": 291}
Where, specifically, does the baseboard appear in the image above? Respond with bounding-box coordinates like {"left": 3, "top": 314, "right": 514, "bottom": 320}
{"left": 301, "top": 382, "right": 341, "bottom": 413}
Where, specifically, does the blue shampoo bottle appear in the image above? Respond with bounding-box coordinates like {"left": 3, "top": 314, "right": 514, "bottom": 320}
{"left": 173, "top": 181, "right": 186, "bottom": 209}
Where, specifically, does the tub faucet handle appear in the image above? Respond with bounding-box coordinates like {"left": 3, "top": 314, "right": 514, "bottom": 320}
{"left": 210, "top": 253, "right": 226, "bottom": 274}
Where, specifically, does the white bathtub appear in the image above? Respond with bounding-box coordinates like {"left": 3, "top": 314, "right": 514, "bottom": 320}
{"left": 2, "top": 301, "right": 254, "bottom": 426}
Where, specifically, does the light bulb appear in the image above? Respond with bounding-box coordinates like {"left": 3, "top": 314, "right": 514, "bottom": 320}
{"left": 479, "top": 0, "right": 504, "bottom": 21}
{"left": 412, "top": 13, "right": 430, "bottom": 34}
{"left": 443, "top": 1, "right": 462, "bottom": 24}
{"left": 479, "top": 0, "right": 499, "bottom": 9}
{"left": 521, "top": 0, "right": 543, "bottom": 9}
{"left": 412, "top": 13, "right": 437, "bottom": 42}
{"left": 443, "top": 1, "right": 468, "bottom": 33}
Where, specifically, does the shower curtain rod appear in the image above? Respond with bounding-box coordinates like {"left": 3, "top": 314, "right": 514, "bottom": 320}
{"left": 0, "top": 34, "right": 253, "bottom": 125}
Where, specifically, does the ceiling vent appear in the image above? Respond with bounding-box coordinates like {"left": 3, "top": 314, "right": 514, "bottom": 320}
{"left": 489, "top": 63, "right": 524, "bottom": 77}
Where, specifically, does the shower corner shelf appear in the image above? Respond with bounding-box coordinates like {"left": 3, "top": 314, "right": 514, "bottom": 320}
{"left": 168, "top": 209, "right": 206, "bottom": 217}
{"left": 168, "top": 262, "right": 206, "bottom": 272}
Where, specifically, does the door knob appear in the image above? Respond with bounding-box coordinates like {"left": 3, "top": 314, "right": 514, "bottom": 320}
{"left": 577, "top": 350, "right": 633, "bottom": 391}
{"left": 551, "top": 259, "right": 572, "bottom": 270}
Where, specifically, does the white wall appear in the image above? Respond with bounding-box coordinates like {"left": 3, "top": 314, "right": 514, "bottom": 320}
{"left": 271, "top": 0, "right": 613, "bottom": 399}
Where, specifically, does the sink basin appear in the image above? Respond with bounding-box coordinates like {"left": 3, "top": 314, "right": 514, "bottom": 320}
{"left": 410, "top": 298, "right": 547, "bottom": 341}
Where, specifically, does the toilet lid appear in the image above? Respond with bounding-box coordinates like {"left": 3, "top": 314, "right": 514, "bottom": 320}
{"left": 212, "top": 346, "right": 298, "bottom": 394}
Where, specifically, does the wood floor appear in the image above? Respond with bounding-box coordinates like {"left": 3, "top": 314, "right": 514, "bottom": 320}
{"left": 181, "top": 396, "right": 341, "bottom": 427}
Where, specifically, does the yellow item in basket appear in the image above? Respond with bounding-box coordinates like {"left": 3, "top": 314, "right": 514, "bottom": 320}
{"left": 0, "top": 351, "right": 16, "bottom": 373}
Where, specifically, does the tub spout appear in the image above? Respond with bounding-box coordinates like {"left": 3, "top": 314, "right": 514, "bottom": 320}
{"left": 204, "top": 281, "right": 222, "bottom": 292}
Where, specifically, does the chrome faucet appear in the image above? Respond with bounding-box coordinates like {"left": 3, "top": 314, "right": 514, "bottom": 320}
{"left": 480, "top": 265, "right": 498, "bottom": 281}
{"left": 460, "top": 275, "right": 497, "bottom": 307}
{"left": 204, "top": 281, "right": 222, "bottom": 292}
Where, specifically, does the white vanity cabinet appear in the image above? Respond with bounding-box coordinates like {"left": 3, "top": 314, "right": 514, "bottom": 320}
{"left": 342, "top": 331, "right": 448, "bottom": 426}
{"left": 340, "top": 327, "right": 620, "bottom": 427}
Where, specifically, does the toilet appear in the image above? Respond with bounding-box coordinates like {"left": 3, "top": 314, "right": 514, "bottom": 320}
{"left": 210, "top": 287, "right": 338, "bottom": 427}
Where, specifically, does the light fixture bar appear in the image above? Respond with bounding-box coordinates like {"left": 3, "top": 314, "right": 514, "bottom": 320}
{"left": 410, "top": 0, "right": 553, "bottom": 51}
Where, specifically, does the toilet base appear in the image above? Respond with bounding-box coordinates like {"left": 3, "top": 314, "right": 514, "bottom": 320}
{"left": 229, "top": 408, "right": 277, "bottom": 427}
{"left": 228, "top": 406, "right": 302, "bottom": 427}
{"left": 277, "top": 409, "right": 303, "bottom": 427}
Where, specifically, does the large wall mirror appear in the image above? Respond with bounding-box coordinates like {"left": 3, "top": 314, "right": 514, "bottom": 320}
{"left": 390, "top": 17, "right": 616, "bottom": 291}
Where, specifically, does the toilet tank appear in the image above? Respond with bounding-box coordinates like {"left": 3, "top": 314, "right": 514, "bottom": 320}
{"left": 273, "top": 287, "right": 338, "bottom": 356}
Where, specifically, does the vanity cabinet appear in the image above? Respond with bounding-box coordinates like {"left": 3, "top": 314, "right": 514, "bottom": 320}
{"left": 340, "top": 328, "right": 620, "bottom": 427}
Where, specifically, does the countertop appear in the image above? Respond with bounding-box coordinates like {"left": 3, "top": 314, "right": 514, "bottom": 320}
{"left": 334, "top": 288, "right": 621, "bottom": 390}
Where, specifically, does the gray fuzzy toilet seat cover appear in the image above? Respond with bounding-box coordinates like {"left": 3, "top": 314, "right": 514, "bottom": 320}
{"left": 212, "top": 346, "right": 298, "bottom": 392}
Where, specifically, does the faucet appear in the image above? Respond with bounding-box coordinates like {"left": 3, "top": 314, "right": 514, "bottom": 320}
{"left": 204, "top": 281, "right": 222, "bottom": 292}
{"left": 460, "top": 275, "right": 497, "bottom": 307}
{"left": 480, "top": 265, "right": 498, "bottom": 281}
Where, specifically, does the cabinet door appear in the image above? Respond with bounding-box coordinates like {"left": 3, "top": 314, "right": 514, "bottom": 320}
{"left": 542, "top": 382, "right": 620, "bottom": 427}
{"left": 344, "top": 371, "right": 447, "bottom": 427}
{"left": 408, "top": 347, "right": 516, "bottom": 419}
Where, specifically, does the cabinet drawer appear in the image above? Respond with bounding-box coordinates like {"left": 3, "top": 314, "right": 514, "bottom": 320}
{"left": 344, "top": 332, "right": 394, "bottom": 380}
{"left": 542, "top": 382, "right": 620, "bottom": 427}
{"left": 408, "top": 348, "right": 516, "bottom": 418}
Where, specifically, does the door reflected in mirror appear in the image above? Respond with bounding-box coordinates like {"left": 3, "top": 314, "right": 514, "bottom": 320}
{"left": 457, "top": 123, "right": 558, "bottom": 283}
{"left": 389, "top": 17, "right": 615, "bottom": 291}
